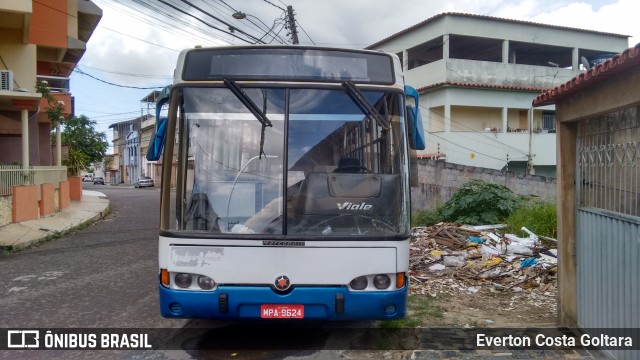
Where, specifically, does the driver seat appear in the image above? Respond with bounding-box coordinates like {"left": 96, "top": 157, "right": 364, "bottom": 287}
{"left": 334, "top": 157, "right": 365, "bottom": 173}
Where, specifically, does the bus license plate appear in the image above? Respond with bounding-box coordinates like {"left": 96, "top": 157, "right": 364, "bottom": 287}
{"left": 260, "top": 304, "right": 304, "bottom": 319}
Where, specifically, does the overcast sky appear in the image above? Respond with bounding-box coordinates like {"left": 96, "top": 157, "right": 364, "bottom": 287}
{"left": 70, "top": 0, "right": 640, "bottom": 153}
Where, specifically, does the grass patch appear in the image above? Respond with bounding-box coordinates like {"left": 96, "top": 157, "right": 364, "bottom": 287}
{"left": 411, "top": 209, "right": 441, "bottom": 227}
{"left": 382, "top": 295, "right": 444, "bottom": 330}
{"left": 505, "top": 201, "right": 557, "bottom": 238}
{"left": 377, "top": 295, "right": 445, "bottom": 349}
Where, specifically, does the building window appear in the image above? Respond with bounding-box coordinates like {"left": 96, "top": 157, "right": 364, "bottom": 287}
{"left": 542, "top": 111, "right": 555, "bottom": 130}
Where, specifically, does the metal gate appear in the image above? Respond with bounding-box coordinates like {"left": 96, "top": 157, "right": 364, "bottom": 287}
{"left": 576, "top": 106, "right": 639, "bottom": 360}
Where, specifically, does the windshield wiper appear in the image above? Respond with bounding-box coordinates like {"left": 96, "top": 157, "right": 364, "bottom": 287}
{"left": 223, "top": 79, "right": 272, "bottom": 127}
{"left": 342, "top": 81, "right": 390, "bottom": 130}
{"left": 223, "top": 79, "right": 272, "bottom": 157}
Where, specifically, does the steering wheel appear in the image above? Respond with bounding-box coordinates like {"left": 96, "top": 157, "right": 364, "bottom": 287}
{"left": 334, "top": 165, "right": 368, "bottom": 173}
{"left": 305, "top": 214, "right": 397, "bottom": 235}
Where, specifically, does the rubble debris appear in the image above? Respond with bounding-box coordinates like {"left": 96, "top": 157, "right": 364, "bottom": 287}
{"left": 409, "top": 223, "right": 558, "bottom": 314}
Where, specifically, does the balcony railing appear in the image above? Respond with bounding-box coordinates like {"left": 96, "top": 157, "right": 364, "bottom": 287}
{"left": 37, "top": 75, "right": 70, "bottom": 93}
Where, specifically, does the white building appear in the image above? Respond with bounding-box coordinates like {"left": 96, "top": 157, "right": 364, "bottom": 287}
{"left": 368, "top": 13, "right": 629, "bottom": 176}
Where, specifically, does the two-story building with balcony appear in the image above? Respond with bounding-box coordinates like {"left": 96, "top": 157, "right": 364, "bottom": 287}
{"left": 0, "top": 0, "right": 101, "bottom": 226}
{"left": 367, "top": 13, "right": 629, "bottom": 176}
{"left": 0, "top": 0, "right": 102, "bottom": 166}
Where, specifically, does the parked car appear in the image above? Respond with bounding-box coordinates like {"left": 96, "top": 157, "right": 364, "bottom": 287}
{"left": 134, "top": 176, "right": 154, "bottom": 188}
{"left": 82, "top": 173, "right": 94, "bottom": 182}
{"left": 93, "top": 176, "right": 105, "bottom": 185}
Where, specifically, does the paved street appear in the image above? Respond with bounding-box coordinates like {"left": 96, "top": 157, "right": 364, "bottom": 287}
{"left": 0, "top": 185, "right": 614, "bottom": 359}
{"left": 0, "top": 185, "right": 185, "bottom": 359}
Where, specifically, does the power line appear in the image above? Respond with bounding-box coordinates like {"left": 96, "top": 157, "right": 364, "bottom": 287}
{"left": 211, "top": 0, "right": 236, "bottom": 12}
{"left": 82, "top": 111, "right": 142, "bottom": 119}
{"left": 97, "top": 24, "right": 182, "bottom": 52}
{"left": 427, "top": 131, "right": 514, "bottom": 162}
{"left": 100, "top": 0, "right": 231, "bottom": 46}
{"left": 154, "top": 0, "right": 256, "bottom": 44}
{"left": 74, "top": 67, "right": 166, "bottom": 90}
{"left": 208, "top": 0, "right": 289, "bottom": 44}
{"left": 114, "top": 0, "right": 240, "bottom": 45}
{"left": 262, "top": 0, "right": 286, "bottom": 11}
{"left": 256, "top": 18, "right": 287, "bottom": 44}
{"left": 181, "top": 0, "right": 268, "bottom": 44}
{"left": 79, "top": 64, "right": 172, "bottom": 79}
{"left": 296, "top": 20, "right": 315, "bottom": 45}
{"left": 32, "top": 0, "right": 77, "bottom": 18}
{"left": 423, "top": 106, "right": 529, "bottom": 156}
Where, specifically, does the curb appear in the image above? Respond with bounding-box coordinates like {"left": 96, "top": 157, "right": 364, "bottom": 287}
{"left": 0, "top": 203, "right": 111, "bottom": 255}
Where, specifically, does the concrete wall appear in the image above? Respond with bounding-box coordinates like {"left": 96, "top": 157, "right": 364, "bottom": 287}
{"left": 0, "top": 37, "right": 37, "bottom": 93}
{"left": 411, "top": 158, "right": 556, "bottom": 211}
{"left": 58, "top": 180, "right": 69, "bottom": 209}
{"left": 424, "top": 130, "right": 556, "bottom": 170}
{"left": 407, "top": 58, "right": 581, "bottom": 90}
{"left": 0, "top": 195, "right": 10, "bottom": 227}
{"left": 39, "top": 182, "right": 55, "bottom": 216}
{"left": 12, "top": 184, "right": 38, "bottom": 222}
{"left": 28, "top": 0, "right": 68, "bottom": 48}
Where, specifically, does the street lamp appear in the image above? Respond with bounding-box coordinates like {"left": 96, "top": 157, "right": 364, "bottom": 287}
{"left": 231, "top": 11, "right": 282, "bottom": 44}
{"left": 232, "top": 11, "right": 246, "bottom": 20}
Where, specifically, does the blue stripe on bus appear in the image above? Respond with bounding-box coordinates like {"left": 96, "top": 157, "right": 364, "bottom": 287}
{"left": 159, "top": 283, "right": 407, "bottom": 320}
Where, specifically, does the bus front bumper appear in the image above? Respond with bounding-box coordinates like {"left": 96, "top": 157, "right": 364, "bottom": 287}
{"left": 159, "top": 283, "right": 407, "bottom": 320}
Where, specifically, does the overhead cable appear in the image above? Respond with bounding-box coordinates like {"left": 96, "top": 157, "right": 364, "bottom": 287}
{"left": 74, "top": 67, "right": 167, "bottom": 90}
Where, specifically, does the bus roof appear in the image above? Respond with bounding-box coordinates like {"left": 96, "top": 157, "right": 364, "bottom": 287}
{"left": 173, "top": 45, "right": 402, "bottom": 87}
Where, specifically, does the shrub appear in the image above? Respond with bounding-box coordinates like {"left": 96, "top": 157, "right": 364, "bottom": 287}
{"left": 411, "top": 209, "right": 442, "bottom": 227}
{"left": 438, "top": 179, "right": 523, "bottom": 225}
{"left": 505, "top": 201, "right": 557, "bottom": 238}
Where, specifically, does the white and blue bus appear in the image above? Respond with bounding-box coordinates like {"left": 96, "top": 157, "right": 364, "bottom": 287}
{"left": 148, "top": 45, "right": 425, "bottom": 320}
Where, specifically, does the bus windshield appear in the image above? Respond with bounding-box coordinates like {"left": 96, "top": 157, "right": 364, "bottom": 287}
{"left": 170, "top": 85, "right": 409, "bottom": 237}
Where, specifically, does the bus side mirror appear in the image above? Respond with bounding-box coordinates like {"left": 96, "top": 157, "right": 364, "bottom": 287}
{"left": 147, "top": 89, "right": 171, "bottom": 161}
{"left": 404, "top": 85, "right": 425, "bottom": 150}
{"left": 146, "top": 117, "right": 167, "bottom": 161}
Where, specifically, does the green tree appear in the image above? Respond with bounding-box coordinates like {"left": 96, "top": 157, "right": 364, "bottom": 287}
{"left": 57, "top": 115, "right": 109, "bottom": 166}
{"left": 103, "top": 155, "right": 114, "bottom": 171}
{"left": 63, "top": 148, "right": 89, "bottom": 177}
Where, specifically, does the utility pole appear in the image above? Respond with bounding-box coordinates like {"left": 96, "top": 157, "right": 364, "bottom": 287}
{"left": 286, "top": 5, "right": 299, "bottom": 44}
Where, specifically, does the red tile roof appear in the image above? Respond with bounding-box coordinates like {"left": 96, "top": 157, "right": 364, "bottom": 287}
{"left": 366, "top": 12, "right": 628, "bottom": 50}
{"left": 417, "top": 82, "right": 548, "bottom": 93}
{"left": 533, "top": 43, "right": 640, "bottom": 107}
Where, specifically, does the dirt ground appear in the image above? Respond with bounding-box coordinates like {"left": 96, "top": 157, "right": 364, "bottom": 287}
{"left": 406, "top": 224, "right": 558, "bottom": 328}
{"left": 410, "top": 283, "right": 558, "bottom": 328}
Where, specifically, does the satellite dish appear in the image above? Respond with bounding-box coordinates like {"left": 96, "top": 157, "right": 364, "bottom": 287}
{"left": 580, "top": 56, "right": 591, "bottom": 70}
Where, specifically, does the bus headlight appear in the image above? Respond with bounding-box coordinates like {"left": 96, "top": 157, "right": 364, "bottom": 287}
{"left": 175, "top": 273, "right": 192, "bottom": 288}
{"left": 197, "top": 275, "right": 215, "bottom": 290}
{"left": 349, "top": 276, "right": 368, "bottom": 290}
{"left": 373, "top": 274, "right": 391, "bottom": 289}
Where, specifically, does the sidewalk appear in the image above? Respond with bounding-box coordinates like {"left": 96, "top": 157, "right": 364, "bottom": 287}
{"left": 0, "top": 190, "right": 109, "bottom": 252}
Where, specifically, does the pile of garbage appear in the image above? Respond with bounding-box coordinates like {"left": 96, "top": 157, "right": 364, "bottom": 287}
{"left": 409, "top": 223, "right": 558, "bottom": 297}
